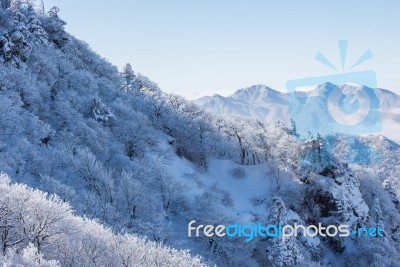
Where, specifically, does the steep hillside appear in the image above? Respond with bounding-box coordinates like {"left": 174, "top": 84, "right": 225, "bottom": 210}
{"left": 0, "top": 2, "right": 400, "bottom": 266}
{"left": 0, "top": 173, "right": 206, "bottom": 266}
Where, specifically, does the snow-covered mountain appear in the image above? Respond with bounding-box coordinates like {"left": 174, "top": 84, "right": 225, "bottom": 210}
{"left": 1, "top": 2, "right": 400, "bottom": 267}
{"left": 194, "top": 83, "right": 400, "bottom": 142}
{"left": 195, "top": 84, "right": 290, "bottom": 125}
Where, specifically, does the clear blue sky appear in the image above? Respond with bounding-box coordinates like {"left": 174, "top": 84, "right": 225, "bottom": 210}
{"left": 42, "top": 0, "right": 399, "bottom": 99}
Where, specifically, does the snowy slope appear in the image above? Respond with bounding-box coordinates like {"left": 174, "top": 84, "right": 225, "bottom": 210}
{"left": 1, "top": 2, "right": 400, "bottom": 267}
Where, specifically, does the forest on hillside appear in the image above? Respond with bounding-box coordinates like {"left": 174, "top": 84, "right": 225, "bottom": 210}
{"left": 0, "top": 1, "right": 399, "bottom": 266}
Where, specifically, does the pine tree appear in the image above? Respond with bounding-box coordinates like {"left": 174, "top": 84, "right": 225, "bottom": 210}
{"left": 0, "top": 5, "right": 31, "bottom": 68}
{"left": 43, "top": 6, "right": 69, "bottom": 47}
{"left": 120, "top": 63, "right": 142, "bottom": 92}
{"left": 121, "top": 63, "right": 135, "bottom": 90}
{"left": 26, "top": 5, "right": 48, "bottom": 44}
{"left": 289, "top": 118, "right": 299, "bottom": 138}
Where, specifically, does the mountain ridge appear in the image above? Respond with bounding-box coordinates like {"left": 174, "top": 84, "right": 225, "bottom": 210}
{"left": 194, "top": 83, "right": 400, "bottom": 142}
{"left": 1, "top": 2, "right": 400, "bottom": 266}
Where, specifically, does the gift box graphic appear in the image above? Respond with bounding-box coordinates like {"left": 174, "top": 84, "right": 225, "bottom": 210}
{"left": 286, "top": 41, "right": 382, "bottom": 137}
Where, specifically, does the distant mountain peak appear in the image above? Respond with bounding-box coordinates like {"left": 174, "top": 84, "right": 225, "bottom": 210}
{"left": 231, "top": 84, "right": 275, "bottom": 96}
{"left": 229, "top": 84, "right": 286, "bottom": 105}
{"left": 194, "top": 83, "right": 400, "bottom": 143}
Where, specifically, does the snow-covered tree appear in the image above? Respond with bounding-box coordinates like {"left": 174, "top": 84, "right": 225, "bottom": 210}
{"left": 264, "top": 197, "right": 304, "bottom": 266}
{"left": 0, "top": 4, "right": 398, "bottom": 266}
{"left": 0, "top": 11, "right": 31, "bottom": 67}
{"left": 41, "top": 6, "right": 69, "bottom": 48}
